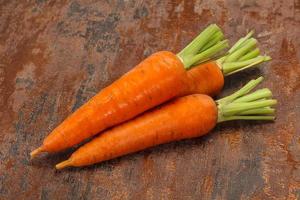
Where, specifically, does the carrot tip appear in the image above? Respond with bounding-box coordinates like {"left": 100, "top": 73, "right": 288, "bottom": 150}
{"left": 30, "top": 146, "right": 44, "bottom": 159}
{"left": 56, "top": 159, "right": 72, "bottom": 170}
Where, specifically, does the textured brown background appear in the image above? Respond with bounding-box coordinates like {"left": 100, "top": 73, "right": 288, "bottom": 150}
{"left": 1, "top": 0, "right": 300, "bottom": 199}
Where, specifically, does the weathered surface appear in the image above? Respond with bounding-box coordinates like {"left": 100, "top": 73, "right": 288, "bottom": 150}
{"left": 1, "top": 0, "right": 300, "bottom": 199}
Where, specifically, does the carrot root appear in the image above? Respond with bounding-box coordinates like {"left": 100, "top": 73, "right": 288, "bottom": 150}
{"left": 30, "top": 146, "right": 44, "bottom": 159}
{"left": 56, "top": 159, "right": 73, "bottom": 170}
{"left": 55, "top": 77, "right": 277, "bottom": 169}
{"left": 29, "top": 25, "right": 228, "bottom": 157}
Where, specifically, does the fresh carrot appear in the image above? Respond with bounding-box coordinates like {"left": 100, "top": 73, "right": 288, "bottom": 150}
{"left": 30, "top": 26, "right": 269, "bottom": 158}
{"left": 31, "top": 24, "right": 228, "bottom": 157}
{"left": 56, "top": 77, "right": 277, "bottom": 169}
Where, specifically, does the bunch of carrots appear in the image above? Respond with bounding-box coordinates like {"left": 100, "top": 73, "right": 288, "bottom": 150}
{"left": 30, "top": 24, "right": 276, "bottom": 169}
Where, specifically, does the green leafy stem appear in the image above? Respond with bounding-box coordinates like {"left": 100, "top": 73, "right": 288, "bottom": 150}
{"left": 177, "top": 25, "right": 271, "bottom": 75}
{"left": 177, "top": 24, "right": 229, "bottom": 69}
{"left": 216, "top": 77, "right": 277, "bottom": 122}
{"left": 216, "top": 31, "right": 271, "bottom": 76}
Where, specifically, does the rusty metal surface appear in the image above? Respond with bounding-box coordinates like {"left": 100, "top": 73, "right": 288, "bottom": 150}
{"left": 1, "top": 0, "right": 300, "bottom": 199}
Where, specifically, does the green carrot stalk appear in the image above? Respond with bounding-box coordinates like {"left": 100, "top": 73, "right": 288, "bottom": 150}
{"left": 216, "top": 31, "right": 271, "bottom": 76}
{"left": 177, "top": 24, "right": 229, "bottom": 69}
{"left": 217, "top": 77, "right": 277, "bottom": 122}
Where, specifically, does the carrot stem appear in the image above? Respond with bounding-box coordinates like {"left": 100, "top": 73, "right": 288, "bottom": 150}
{"left": 217, "top": 77, "right": 277, "bottom": 123}
{"left": 216, "top": 76, "right": 264, "bottom": 105}
{"left": 222, "top": 100, "right": 277, "bottom": 116}
{"left": 233, "top": 88, "right": 272, "bottom": 103}
{"left": 228, "top": 30, "right": 254, "bottom": 54}
{"left": 224, "top": 38, "right": 257, "bottom": 62}
{"left": 222, "top": 56, "right": 271, "bottom": 75}
{"left": 238, "top": 48, "right": 260, "bottom": 61}
{"left": 199, "top": 31, "right": 224, "bottom": 51}
{"left": 219, "top": 115, "right": 275, "bottom": 122}
{"left": 216, "top": 31, "right": 271, "bottom": 76}
{"left": 177, "top": 24, "right": 228, "bottom": 69}
{"left": 238, "top": 107, "right": 275, "bottom": 115}
{"left": 178, "top": 24, "right": 219, "bottom": 57}
{"left": 186, "top": 40, "right": 229, "bottom": 67}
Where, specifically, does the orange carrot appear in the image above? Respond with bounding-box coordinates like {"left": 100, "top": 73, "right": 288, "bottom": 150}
{"left": 56, "top": 77, "right": 277, "bottom": 169}
{"left": 34, "top": 51, "right": 188, "bottom": 153}
{"left": 31, "top": 26, "right": 269, "bottom": 157}
{"left": 31, "top": 25, "right": 228, "bottom": 157}
{"left": 186, "top": 61, "right": 224, "bottom": 96}
{"left": 56, "top": 94, "right": 218, "bottom": 168}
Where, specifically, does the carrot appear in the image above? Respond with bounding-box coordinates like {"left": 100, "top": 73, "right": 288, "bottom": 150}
{"left": 31, "top": 24, "right": 228, "bottom": 157}
{"left": 56, "top": 77, "right": 277, "bottom": 169}
{"left": 186, "top": 61, "right": 224, "bottom": 96}
{"left": 30, "top": 26, "right": 269, "bottom": 158}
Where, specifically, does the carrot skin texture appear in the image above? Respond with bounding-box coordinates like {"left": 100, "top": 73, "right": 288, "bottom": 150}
{"left": 187, "top": 62, "right": 224, "bottom": 96}
{"left": 41, "top": 52, "right": 224, "bottom": 153}
{"left": 43, "top": 51, "right": 189, "bottom": 152}
{"left": 67, "top": 94, "right": 217, "bottom": 167}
